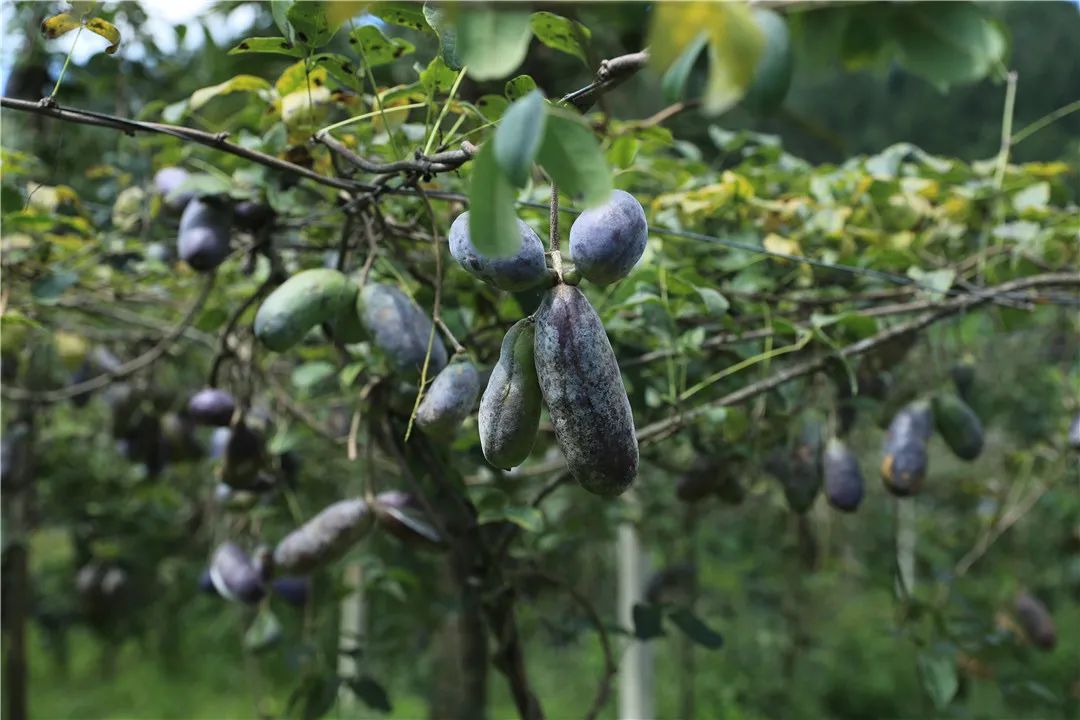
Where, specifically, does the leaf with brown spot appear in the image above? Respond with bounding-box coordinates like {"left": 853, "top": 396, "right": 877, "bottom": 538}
{"left": 41, "top": 13, "right": 80, "bottom": 40}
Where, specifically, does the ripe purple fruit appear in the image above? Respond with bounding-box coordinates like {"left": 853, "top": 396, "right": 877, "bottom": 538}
{"left": 568, "top": 190, "right": 648, "bottom": 286}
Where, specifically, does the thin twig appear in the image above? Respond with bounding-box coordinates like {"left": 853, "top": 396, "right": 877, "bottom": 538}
{"left": 2, "top": 274, "right": 217, "bottom": 403}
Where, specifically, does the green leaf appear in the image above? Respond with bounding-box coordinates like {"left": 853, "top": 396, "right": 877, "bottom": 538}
{"left": 286, "top": 1, "right": 336, "bottom": 48}
{"left": 168, "top": 173, "right": 231, "bottom": 202}
{"left": 475, "top": 94, "right": 509, "bottom": 122}
{"left": 479, "top": 505, "right": 543, "bottom": 532}
{"left": 84, "top": 17, "right": 121, "bottom": 55}
{"left": 371, "top": 2, "right": 432, "bottom": 33}
{"left": 632, "top": 603, "right": 665, "bottom": 640}
{"left": 31, "top": 269, "right": 79, "bottom": 303}
{"left": 504, "top": 75, "right": 538, "bottom": 102}
{"left": 695, "top": 286, "right": 729, "bottom": 316}
{"left": 244, "top": 607, "right": 282, "bottom": 653}
{"left": 536, "top": 110, "right": 612, "bottom": 207}
{"left": 288, "top": 674, "right": 340, "bottom": 720}
{"left": 907, "top": 266, "right": 955, "bottom": 297}
{"left": 270, "top": 0, "right": 294, "bottom": 42}
{"left": 325, "top": 1, "right": 369, "bottom": 28}
{"left": 347, "top": 675, "right": 392, "bottom": 713}
{"left": 422, "top": 3, "right": 461, "bottom": 70}
{"left": 668, "top": 607, "right": 724, "bottom": 649}
{"left": 291, "top": 361, "right": 337, "bottom": 390}
{"left": 917, "top": 647, "right": 958, "bottom": 710}
{"left": 189, "top": 75, "right": 271, "bottom": 112}
{"left": 419, "top": 56, "right": 457, "bottom": 95}
{"left": 529, "top": 11, "right": 590, "bottom": 64}
{"left": 340, "top": 361, "right": 366, "bottom": 388}
{"left": 607, "top": 135, "right": 640, "bottom": 169}
{"left": 311, "top": 53, "right": 361, "bottom": 91}
{"left": 228, "top": 37, "right": 305, "bottom": 58}
{"left": 457, "top": 8, "right": 532, "bottom": 81}
{"left": 661, "top": 32, "right": 707, "bottom": 105}
{"left": 648, "top": 3, "right": 764, "bottom": 115}
{"left": 268, "top": 426, "right": 302, "bottom": 455}
{"left": 892, "top": 3, "right": 1007, "bottom": 90}
{"left": 467, "top": 141, "right": 520, "bottom": 257}
{"left": 348, "top": 25, "right": 415, "bottom": 67}
{"left": 493, "top": 91, "right": 546, "bottom": 187}
{"left": 195, "top": 307, "right": 228, "bottom": 332}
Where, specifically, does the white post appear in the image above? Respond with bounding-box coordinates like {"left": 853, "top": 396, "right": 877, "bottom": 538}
{"left": 617, "top": 522, "right": 653, "bottom": 720}
{"left": 337, "top": 561, "right": 365, "bottom": 709}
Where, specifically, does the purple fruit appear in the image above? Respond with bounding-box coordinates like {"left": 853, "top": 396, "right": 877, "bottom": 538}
{"left": 415, "top": 358, "right": 480, "bottom": 436}
{"left": 359, "top": 283, "right": 447, "bottom": 374}
{"left": 272, "top": 498, "right": 374, "bottom": 574}
{"left": 823, "top": 438, "right": 864, "bottom": 512}
{"left": 154, "top": 167, "right": 194, "bottom": 213}
{"left": 209, "top": 542, "right": 265, "bottom": 604}
{"left": 448, "top": 212, "right": 550, "bottom": 291}
{"left": 233, "top": 200, "right": 273, "bottom": 231}
{"left": 568, "top": 189, "right": 648, "bottom": 286}
{"left": 271, "top": 577, "right": 311, "bottom": 607}
{"left": 1014, "top": 590, "right": 1056, "bottom": 650}
{"left": 178, "top": 197, "right": 231, "bottom": 272}
{"left": 186, "top": 388, "right": 236, "bottom": 427}
{"left": 881, "top": 400, "right": 932, "bottom": 496}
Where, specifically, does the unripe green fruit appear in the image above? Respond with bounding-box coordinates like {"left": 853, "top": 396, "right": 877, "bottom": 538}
{"left": 534, "top": 284, "right": 638, "bottom": 495}
{"left": 415, "top": 357, "right": 481, "bottom": 435}
{"left": 272, "top": 498, "right": 374, "bottom": 574}
{"left": 479, "top": 319, "right": 542, "bottom": 469}
{"left": 932, "top": 393, "right": 984, "bottom": 461}
{"left": 449, "top": 212, "right": 549, "bottom": 291}
{"left": 568, "top": 190, "right": 648, "bottom": 286}
{"left": 254, "top": 269, "right": 365, "bottom": 352}
{"left": 359, "top": 283, "right": 447, "bottom": 374}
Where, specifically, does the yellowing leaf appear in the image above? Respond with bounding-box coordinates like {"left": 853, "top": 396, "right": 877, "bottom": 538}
{"left": 40, "top": 13, "right": 81, "bottom": 40}
{"left": 648, "top": 2, "right": 765, "bottom": 116}
{"left": 326, "top": 1, "right": 370, "bottom": 27}
{"left": 280, "top": 86, "right": 332, "bottom": 128}
{"left": 763, "top": 233, "right": 801, "bottom": 259}
{"left": 275, "top": 60, "right": 330, "bottom": 97}
{"left": 189, "top": 75, "right": 272, "bottom": 111}
{"left": 85, "top": 17, "right": 120, "bottom": 54}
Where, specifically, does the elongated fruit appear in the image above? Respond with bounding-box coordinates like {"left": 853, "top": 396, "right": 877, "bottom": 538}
{"left": 210, "top": 543, "right": 266, "bottom": 604}
{"left": 478, "top": 319, "right": 542, "bottom": 469}
{"left": 534, "top": 284, "right": 638, "bottom": 495}
{"left": 881, "top": 400, "right": 932, "bottom": 496}
{"left": 178, "top": 197, "right": 231, "bottom": 272}
{"left": 568, "top": 189, "right": 648, "bottom": 286}
{"left": 272, "top": 498, "right": 374, "bottom": 574}
{"left": 359, "top": 283, "right": 447, "bottom": 373}
{"left": 823, "top": 437, "right": 864, "bottom": 512}
{"left": 780, "top": 417, "right": 823, "bottom": 513}
{"left": 254, "top": 269, "right": 365, "bottom": 352}
{"left": 416, "top": 357, "right": 480, "bottom": 435}
{"left": 932, "top": 393, "right": 984, "bottom": 461}
{"left": 449, "top": 212, "right": 550, "bottom": 291}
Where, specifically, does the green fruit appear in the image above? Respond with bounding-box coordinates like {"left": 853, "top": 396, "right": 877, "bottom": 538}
{"left": 415, "top": 357, "right": 481, "bottom": 435}
{"left": 949, "top": 354, "right": 976, "bottom": 401}
{"left": 272, "top": 498, "right": 374, "bottom": 574}
{"left": 448, "top": 212, "right": 550, "bottom": 291}
{"left": 932, "top": 393, "right": 984, "bottom": 461}
{"left": 534, "top": 284, "right": 638, "bottom": 496}
{"left": 823, "top": 438, "right": 864, "bottom": 512}
{"left": 567, "top": 190, "right": 648, "bottom": 287}
{"left": 742, "top": 8, "right": 793, "bottom": 115}
{"left": 780, "top": 418, "right": 823, "bottom": 513}
{"left": 254, "top": 269, "right": 365, "bottom": 352}
{"left": 478, "top": 319, "right": 542, "bottom": 469}
{"left": 881, "top": 400, "right": 932, "bottom": 496}
{"left": 359, "top": 283, "right": 447, "bottom": 374}
{"left": 221, "top": 420, "right": 265, "bottom": 490}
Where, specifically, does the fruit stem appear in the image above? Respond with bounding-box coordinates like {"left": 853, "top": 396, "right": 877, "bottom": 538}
{"left": 549, "top": 182, "right": 564, "bottom": 283}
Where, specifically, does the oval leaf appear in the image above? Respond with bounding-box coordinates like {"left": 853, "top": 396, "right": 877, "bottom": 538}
{"left": 467, "top": 140, "right": 520, "bottom": 257}
{"left": 348, "top": 25, "right": 415, "bottom": 67}
{"left": 228, "top": 37, "right": 305, "bottom": 58}
{"left": 536, "top": 110, "right": 612, "bottom": 207}
{"left": 40, "top": 13, "right": 81, "bottom": 40}
{"left": 85, "top": 17, "right": 121, "bottom": 55}
{"left": 189, "top": 75, "right": 272, "bottom": 112}
{"left": 529, "top": 11, "right": 590, "bottom": 64}
{"left": 457, "top": 8, "right": 532, "bottom": 81}
{"left": 493, "top": 90, "right": 546, "bottom": 188}
{"left": 668, "top": 607, "right": 724, "bottom": 649}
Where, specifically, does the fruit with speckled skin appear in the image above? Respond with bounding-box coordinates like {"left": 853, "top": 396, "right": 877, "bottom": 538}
{"left": 359, "top": 283, "right": 447, "bottom": 373}
{"left": 534, "top": 284, "right": 638, "bottom": 496}
{"left": 1014, "top": 590, "right": 1056, "bottom": 650}
{"left": 823, "top": 438, "right": 864, "bottom": 512}
{"left": 416, "top": 358, "right": 480, "bottom": 435}
{"left": 881, "top": 400, "right": 932, "bottom": 496}
{"left": 932, "top": 393, "right": 984, "bottom": 461}
{"left": 178, "top": 197, "right": 231, "bottom": 272}
{"left": 479, "top": 319, "right": 542, "bottom": 469}
{"left": 568, "top": 190, "right": 648, "bottom": 286}
{"left": 272, "top": 498, "right": 374, "bottom": 574}
{"left": 209, "top": 543, "right": 265, "bottom": 604}
{"left": 254, "top": 269, "right": 365, "bottom": 351}
{"left": 449, "top": 212, "right": 550, "bottom": 291}
{"left": 187, "top": 388, "right": 236, "bottom": 426}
